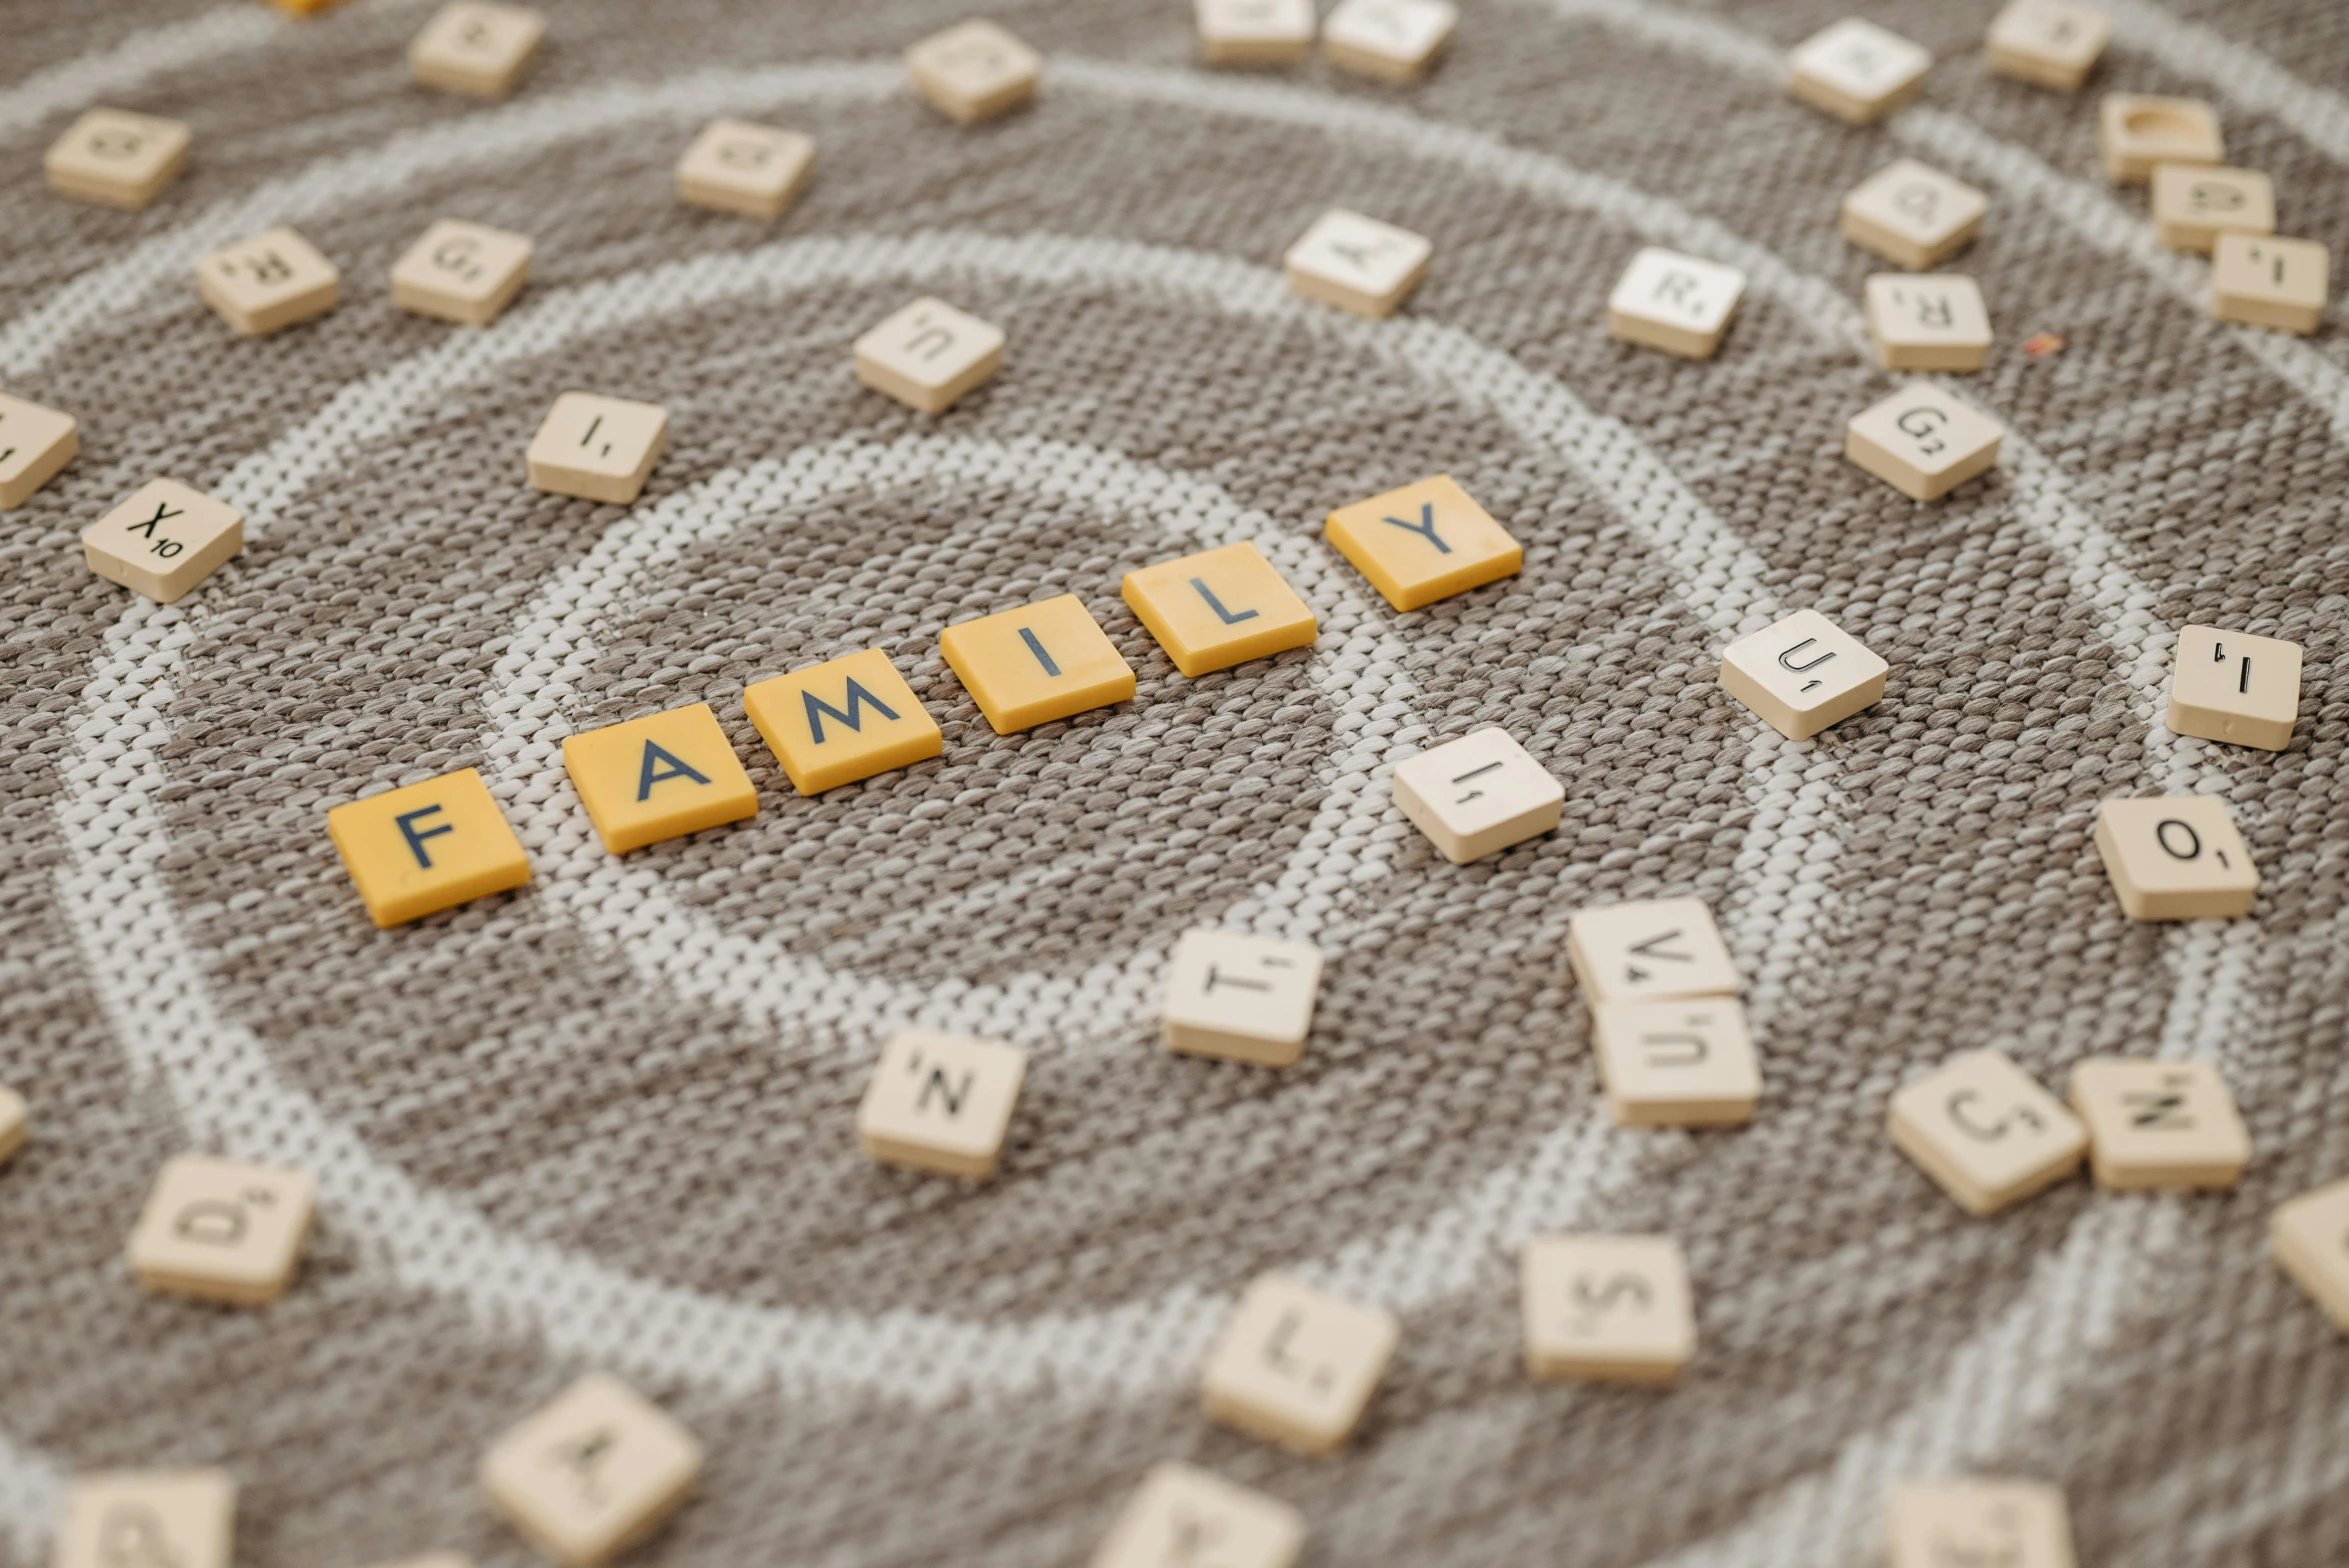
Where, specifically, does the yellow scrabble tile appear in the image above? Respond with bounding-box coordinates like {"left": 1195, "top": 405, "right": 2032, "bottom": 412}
{"left": 125, "top": 1154, "right": 316, "bottom": 1307}
{"left": 1846, "top": 383, "right": 2004, "bottom": 502}
{"left": 1522, "top": 1234, "right": 1696, "bottom": 1385}
{"left": 1566, "top": 898, "right": 1739, "bottom": 1005}
{"left": 1986, "top": 0, "right": 2109, "bottom": 91}
{"left": 2099, "top": 93, "right": 2222, "bottom": 183}
{"left": 1121, "top": 542, "right": 1316, "bottom": 677}
{"left": 83, "top": 479, "right": 243, "bottom": 604}
{"left": 676, "top": 119, "right": 815, "bottom": 220}
{"left": 562, "top": 702, "right": 757, "bottom": 854}
{"left": 1321, "top": 0, "right": 1457, "bottom": 83}
{"left": 1889, "top": 1479, "right": 2076, "bottom": 1568}
{"left": 1283, "top": 208, "right": 1432, "bottom": 320}
{"left": 1889, "top": 1050, "right": 2086, "bottom": 1216}
{"left": 2212, "top": 232, "right": 2329, "bottom": 335}
{"left": 2093, "top": 796, "right": 2259, "bottom": 920}
{"left": 1392, "top": 726, "right": 1563, "bottom": 864}
{"left": 939, "top": 593, "right": 1135, "bottom": 733}
{"left": 390, "top": 218, "right": 533, "bottom": 326}
{"left": 1842, "top": 160, "right": 1989, "bottom": 272}
{"left": 2151, "top": 164, "right": 2274, "bottom": 254}
{"left": 2274, "top": 1177, "right": 2349, "bottom": 1334}
{"left": 1092, "top": 1463, "right": 1305, "bottom": 1568}
{"left": 481, "top": 1373, "right": 702, "bottom": 1568}
{"left": 195, "top": 226, "right": 339, "bottom": 338}
{"left": 1201, "top": 1273, "right": 1398, "bottom": 1455}
{"left": 2066, "top": 1058, "right": 2251, "bottom": 1191}
{"left": 1324, "top": 474, "right": 1520, "bottom": 613}
{"left": 44, "top": 108, "right": 190, "bottom": 210}
{"left": 857, "top": 1029, "right": 1027, "bottom": 1180}
{"left": 2166, "top": 624, "right": 2301, "bottom": 751}
{"left": 411, "top": 2, "right": 547, "bottom": 100}
{"left": 1591, "top": 997, "right": 1760, "bottom": 1127}
{"left": 1162, "top": 929, "right": 1324, "bottom": 1068}
{"left": 0, "top": 390, "right": 79, "bottom": 510}
{"left": 1608, "top": 246, "right": 1746, "bottom": 360}
{"left": 1865, "top": 273, "right": 1992, "bottom": 371}
{"left": 363, "top": 1557, "right": 471, "bottom": 1568}
{"left": 327, "top": 767, "right": 532, "bottom": 928}
{"left": 1197, "top": 0, "right": 1316, "bottom": 67}
{"left": 268, "top": 0, "right": 350, "bottom": 12}
{"left": 1718, "top": 607, "right": 1888, "bottom": 740}
{"left": 526, "top": 392, "right": 668, "bottom": 505}
{"left": 1790, "top": 18, "right": 1931, "bottom": 125}
{"left": 744, "top": 648, "right": 941, "bottom": 795}
{"left": 906, "top": 19, "right": 1042, "bottom": 124}
{"left": 55, "top": 1471, "right": 235, "bottom": 1568}
{"left": 0, "top": 1084, "right": 23, "bottom": 1165}
{"left": 853, "top": 296, "right": 1006, "bottom": 415}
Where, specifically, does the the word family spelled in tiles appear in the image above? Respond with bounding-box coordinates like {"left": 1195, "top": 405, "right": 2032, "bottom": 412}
{"left": 2151, "top": 164, "right": 2275, "bottom": 254}
{"left": 411, "top": 3, "right": 547, "bottom": 100}
{"left": 854, "top": 296, "right": 1006, "bottom": 414}
{"left": 0, "top": 391, "right": 78, "bottom": 509}
{"left": 906, "top": 19, "right": 1042, "bottom": 124}
{"left": 1718, "top": 607, "right": 1887, "bottom": 741}
{"left": 126, "top": 1155, "right": 317, "bottom": 1306}
{"left": 1842, "top": 160, "right": 1988, "bottom": 273}
{"left": 1591, "top": 998, "right": 1761, "bottom": 1127}
{"left": 0, "top": 1084, "right": 23, "bottom": 1165}
{"left": 2211, "top": 233, "right": 2330, "bottom": 336}
{"left": 2066, "top": 1059, "right": 2251, "bottom": 1191}
{"left": 328, "top": 767, "right": 532, "bottom": 926}
{"left": 1606, "top": 247, "right": 1745, "bottom": 360}
{"left": 939, "top": 593, "right": 1136, "bottom": 733}
{"left": 2274, "top": 1178, "right": 2349, "bottom": 1334}
{"left": 1865, "top": 274, "right": 1993, "bottom": 372}
{"left": 390, "top": 219, "right": 533, "bottom": 326}
{"left": 1787, "top": 19, "right": 1932, "bottom": 126}
{"left": 44, "top": 108, "right": 190, "bottom": 210}
{"left": 84, "top": 479, "right": 242, "bottom": 604}
{"left": 1201, "top": 1273, "right": 1398, "bottom": 1455}
{"left": 743, "top": 648, "right": 942, "bottom": 794}
{"left": 857, "top": 1030, "right": 1026, "bottom": 1180}
{"left": 1521, "top": 1235, "right": 1697, "bottom": 1385}
{"left": 1889, "top": 1479, "right": 2078, "bottom": 1568}
{"left": 1320, "top": 0, "right": 1458, "bottom": 84}
{"left": 1323, "top": 473, "right": 1521, "bottom": 611}
{"left": 2167, "top": 624, "right": 2302, "bottom": 751}
{"left": 2094, "top": 796, "right": 2259, "bottom": 920}
{"left": 1283, "top": 208, "right": 1432, "bottom": 320}
{"left": 1391, "top": 726, "right": 1562, "bottom": 864}
{"left": 2098, "top": 94, "right": 2223, "bottom": 183}
{"left": 480, "top": 1373, "right": 702, "bottom": 1568}
{"left": 1889, "top": 1050, "right": 2087, "bottom": 1217}
{"left": 527, "top": 392, "right": 668, "bottom": 505}
{"left": 54, "top": 1471, "right": 235, "bottom": 1568}
{"left": 196, "top": 227, "right": 339, "bottom": 338}
{"left": 1985, "top": 0, "right": 2111, "bottom": 92}
{"left": 1567, "top": 898, "right": 1738, "bottom": 1005}
{"left": 1163, "top": 928, "right": 1324, "bottom": 1067}
{"left": 675, "top": 119, "right": 815, "bottom": 220}
{"left": 1121, "top": 541, "right": 1317, "bottom": 677}
{"left": 1197, "top": 0, "right": 1317, "bottom": 67}
{"left": 1091, "top": 1463, "right": 1306, "bottom": 1568}
{"left": 1846, "top": 383, "right": 2004, "bottom": 502}
{"left": 562, "top": 701, "right": 758, "bottom": 854}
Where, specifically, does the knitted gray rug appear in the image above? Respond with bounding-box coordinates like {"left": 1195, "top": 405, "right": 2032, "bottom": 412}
{"left": 3, "top": 0, "right": 2346, "bottom": 1563}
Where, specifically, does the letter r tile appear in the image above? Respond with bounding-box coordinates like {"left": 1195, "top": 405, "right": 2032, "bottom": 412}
{"left": 562, "top": 701, "right": 758, "bottom": 854}
{"left": 1324, "top": 474, "right": 1522, "bottom": 612}
{"left": 939, "top": 593, "right": 1136, "bottom": 734}
{"left": 743, "top": 648, "right": 942, "bottom": 795}
{"left": 327, "top": 766, "right": 531, "bottom": 927}
{"left": 1121, "top": 541, "right": 1317, "bottom": 677}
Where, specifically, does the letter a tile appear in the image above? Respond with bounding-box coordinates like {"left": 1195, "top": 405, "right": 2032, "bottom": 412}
{"left": 327, "top": 766, "right": 532, "bottom": 927}
{"left": 1122, "top": 542, "right": 1317, "bottom": 677}
{"left": 939, "top": 593, "right": 1136, "bottom": 734}
{"left": 857, "top": 1029, "right": 1027, "bottom": 1180}
{"left": 743, "top": 648, "right": 941, "bottom": 795}
{"left": 54, "top": 1472, "right": 235, "bottom": 1568}
{"left": 126, "top": 1154, "right": 316, "bottom": 1306}
{"left": 1091, "top": 1463, "right": 1305, "bottom": 1568}
{"left": 562, "top": 701, "right": 758, "bottom": 854}
{"left": 481, "top": 1373, "right": 702, "bottom": 1568}
{"left": 1325, "top": 474, "right": 1521, "bottom": 612}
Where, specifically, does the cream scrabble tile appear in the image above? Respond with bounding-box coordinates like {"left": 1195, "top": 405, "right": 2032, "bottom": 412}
{"left": 391, "top": 219, "right": 532, "bottom": 326}
{"left": 411, "top": 2, "right": 546, "bottom": 99}
{"left": 1789, "top": 18, "right": 1932, "bottom": 126}
{"left": 126, "top": 1155, "right": 316, "bottom": 1306}
{"left": 0, "top": 391, "right": 78, "bottom": 509}
{"left": 1846, "top": 383, "right": 2004, "bottom": 502}
{"left": 856, "top": 1029, "right": 1026, "bottom": 1180}
{"left": 1842, "top": 160, "right": 1988, "bottom": 272}
{"left": 561, "top": 701, "right": 758, "bottom": 854}
{"left": 45, "top": 108, "right": 190, "bottom": 210}
{"left": 1889, "top": 1050, "right": 2087, "bottom": 1216}
{"left": 0, "top": 1084, "right": 23, "bottom": 1165}
{"left": 2093, "top": 796, "right": 2259, "bottom": 920}
{"left": 1522, "top": 1234, "right": 1696, "bottom": 1385}
{"left": 1201, "top": 1273, "right": 1398, "bottom": 1455}
{"left": 676, "top": 119, "right": 815, "bottom": 220}
{"left": 481, "top": 1373, "right": 702, "bottom": 1568}
{"left": 2274, "top": 1177, "right": 2349, "bottom": 1334}
{"left": 83, "top": 479, "right": 242, "bottom": 604}
{"left": 854, "top": 296, "right": 1006, "bottom": 414}
{"left": 1324, "top": 474, "right": 1521, "bottom": 612}
{"left": 1198, "top": 0, "right": 1316, "bottom": 66}
{"left": 1391, "top": 726, "right": 1562, "bottom": 865}
{"left": 1283, "top": 208, "right": 1432, "bottom": 320}
{"left": 1889, "top": 1479, "right": 2077, "bottom": 1568}
{"left": 1986, "top": 0, "right": 2110, "bottom": 91}
{"left": 1122, "top": 541, "right": 1317, "bottom": 677}
{"left": 1607, "top": 247, "right": 1745, "bottom": 360}
{"left": 526, "top": 392, "right": 668, "bottom": 505}
{"left": 906, "top": 19, "right": 1042, "bottom": 124}
{"left": 2212, "top": 232, "right": 2330, "bottom": 335}
{"left": 2067, "top": 1058, "right": 2251, "bottom": 1191}
{"left": 744, "top": 648, "right": 941, "bottom": 795}
{"left": 1591, "top": 997, "right": 1760, "bottom": 1128}
{"left": 363, "top": 1556, "right": 472, "bottom": 1568}
{"left": 1321, "top": 0, "right": 1458, "bottom": 84}
{"left": 1092, "top": 1463, "right": 1306, "bottom": 1568}
{"left": 1865, "top": 273, "right": 1992, "bottom": 371}
{"left": 1567, "top": 898, "right": 1738, "bottom": 1005}
{"left": 2151, "top": 164, "right": 2275, "bottom": 254}
{"left": 939, "top": 593, "right": 1136, "bottom": 733}
{"left": 195, "top": 226, "right": 338, "bottom": 338}
{"left": 327, "top": 766, "right": 532, "bottom": 927}
{"left": 1719, "top": 607, "right": 1888, "bottom": 741}
{"left": 2099, "top": 93, "right": 2222, "bottom": 183}
{"left": 1163, "top": 928, "right": 1324, "bottom": 1068}
{"left": 54, "top": 1471, "right": 235, "bottom": 1568}
{"left": 2166, "top": 624, "right": 2301, "bottom": 751}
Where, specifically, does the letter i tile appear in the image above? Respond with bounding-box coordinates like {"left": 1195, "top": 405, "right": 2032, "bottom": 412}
{"left": 939, "top": 594, "right": 1136, "bottom": 733}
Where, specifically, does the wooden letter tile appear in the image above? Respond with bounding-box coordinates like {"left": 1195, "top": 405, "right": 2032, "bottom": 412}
{"left": 561, "top": 701, "right": 758, "bottom": 855}
{"left": 1889, "top": 1479, "right": 2077, "bottom": 1568}
{"left": 1324, "top": 473, "right": 1521, "bottom": 612}
{"left": 1163, "top": 928, "right": 1324, "bottom": 1068}
{"left": 480, "top": 1373, "right": 702, "bottom": 1568}
{"left": 676, "top": 120, "right": 815, "bottom": 220}
{"left": 54, "top": 1471, "right": 235, "bottom": 1568}
{"left": 1320, "top": 0, "right": 1457, "bottom": 84}
{"left": 126, "top": 1154, "right": 316, "bottom": 1306}
{"left": 1566, "top": 898, "right": 1738, "bottom": 1005}
{"left": 1092, "top": 1462, "right": 1305, "bottom": 1568}
{"left": 1719, "top": 607, "right": 1888, "bottom": 740}
{"left": 939, "top": 593, "right": 1135, "bottom": 733}
{"left": 1842, "top": 161, "right": 1988, "bottom": 272}
{"left": 84, "top": 479, "right": 243, "bottom": 604}
{"left": 1201, "top": 1273, "right": 1398, "bottom": 1455}
{"left": 1283, "top": 208, "right": 1432, "bottom": 320}
{"left": 1522, "top": 1234, "right": 1696, "bottom": 1385}
{"left": 906, "top": 19, "right": 1042, "bottom": 124}
{"left": 1122, "top": 541, "right": 1317, "bottom": 677}
{"left": 0, "top": 391, "right": 78, "bottom": 510}
{"left": 1197, "top": 0, "right": 1317, "bottom": 67}
{"left": 2274, "top": 1177, "right": 2349, "bottom": 1334}
{"left": 2151, "top": 164, "right": 2274, "bottom": 254}
{"left": 391, "top": 218, "right": 533, "bottom": 326}
{"left": 0, "top": 1084, "right": 24, "bottom": 1165}
{"left": 1846, "top": 383, "right": 2004, "bottom": 501}
{"left": 2094, "top": 796, "right": 2259, "bottom": 920}
{"left": 1391, "top": 726, "right": 1562, "bottom": 864}
{"left": 1591, "top": 997, "right": 1760, "bottom": 1127}
{"left": 527, "top": 392, "right": 668, "bottom": 505}
{"left": 2212, "top": 232, "right": 2329, "bottom": 335}
{"left": 196, "top": 227, "right": 338, "bottom": 338}
{"left": 1986, "top": 0, "right": 2110, "bottom": 92}
{"left": 2066, "top": 1058, "right": 2250, "bottom": 1191}
{"left": 1889, "top": 1050, "right": 2086, "bottom": 1216}
{"left": 1607, "top": 247, "right": 1745, "bottom": 360}
{"left": 2166, "top": 624, "right": 2301, "bottom": 751}
{"left": 45, "top": 108, "right": 190, "bottom": 210}
{"left": 854, "top": 296, "right": 1006, "bottom": 414}
{"left": 743, "top": 648, "right": 941, "bottom": 795}
{"left": 2099, "top": 93, "right": 2222, "bottom": 183}
{"left": 411, "top": 2, "right": 546, "bottom": 100}
{"left": 327, "top": 766, "right": 532, "bottom": 927}
{"left": 1789, "top": 19, "right": 1932, "bottom": 126}
{"left": 1866, "top": 274, "right": 1992, "bottom": 371}
{"left": 856, "top": 1029, "right": 1026, "bottom": 1180}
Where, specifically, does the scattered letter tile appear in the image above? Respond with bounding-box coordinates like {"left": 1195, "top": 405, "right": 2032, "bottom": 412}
{"left": 45, "top": 108, "right": 190, "bottom": 210}
{"left": 1567, "top": 898, "right": 1738, "bottom": 1005}
{"left": 2166, "top": 624, "right": 2301, "bottom": 751}
{"left": 2066, "top": 1058, "right": 2250, "bottom": 1191}
{"left": 1197, "top": 0, "right": 1317, "bottom": 67}
{"left": 481, "top": 1373, "right": 702, "bottom": 1568}
{"left": 391, "top": 218, "right": 533, "bottom": 326}
{"left": 1201, "top": 1273, "right": 1398, "bottom": 1455}
{"left": 1789, "top": 19, "right": 1931, "bottom": 125}
{"left": 676, "top": 120, "right": 814, "bottom": 220}
{"left": 1283, "top": 208, "right": 1432, "bottom": 320}
{"left": 1719, "top": 607, "right": 1888, "bottom": 741}
{"left": 1320, "top": 0, "right": 1457, "bottom": 83}
{"left": 126, "top": 1154, "right": 316, "bottom": 1307}
{"left": 1122, "top": 541, "right": 1317, "bottom": 677}
{"left": 412, "top": 2, "right": 546, "bottom": 99}
{"left": 906, "top": 19, "right": 1042, "bottom": 124}
{"left": 854, "top": 296, "right": 1006, "bottom": 414}
{"left": 1522, "top": 1234, "right": 1696, "bottom": 1385}
{"left": 2094, "top": 796, "right": 2259, "bottom": 920}
{"left": 54, "top": 1471, "right": 235, "bottom": 1568}
{"left": 1607, "top": 247, "right": 1745, "bottom": 360}
{"left": 0, "top": 1084, "right": 23, "bottom": 1165}
{"left": 744, "top": 648, "right": 941, "bottom": 795}
{"left": 527, "top": 392, "right": 669, "bottom": 505}
{"left": 857, "top": 1029, "right": 1027, "bottom": 1180}
{"left": 2211, "top": 232, "right": 2329, "bottom": 336}
{"left": 196, "top": 227, "right": 339, "bottom": 338}
{"left": 1889, "top": 1050, "right": 2087, "bottom": 1216}
{"left": 1324, "top": 473, "right": 1521, "bottom": 612}
{"left": 1391, "top": 726, "right": 1562, "bottom": 864}
{"left": 327, "top": 766, "right": 532, "bottom": 928}
{"left": 2151, "top": 164, "right": 2274, "bottom": 254}
{"left": 1162, "top": 928, "right": 1324, "bottom": 1068}
{"left": 84, "top": 478, "right": 243, "bottom": 604}
{"left": 1865, "top": 274, "right": 1992, "bottom": 371}
{"left": 1889, "top": 1479, "right": 2077, "bottom": 1568}
{"left": 562, "top": 701, "right": 758, "bottom": 855}
{"left": 1842, "top": 160, "right": 1988, "bottom": 272}
{"left": 1591, "top": 997, "right": 1761, "bottom": 1127}
{"left": 939, "top": 593, "right": 1135, "bottom": 733}
{"left": 0, "top": 391, "right": 78, "bottom": 510}
{"left": 1986, "top": 0, "right": 2111, "bottom": 91}
{"left": 2099, "top": 93, "right": 2221, "bottom": 183}
{"left": 1846, "top": 383, "right": 2004, "bottom": 502}
{"left": 1091, "top": 1462, "right": 1305, "bottom": 1568}
{"left": 2274, "top": 1177, "right": 2349, "bottom": 1334}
